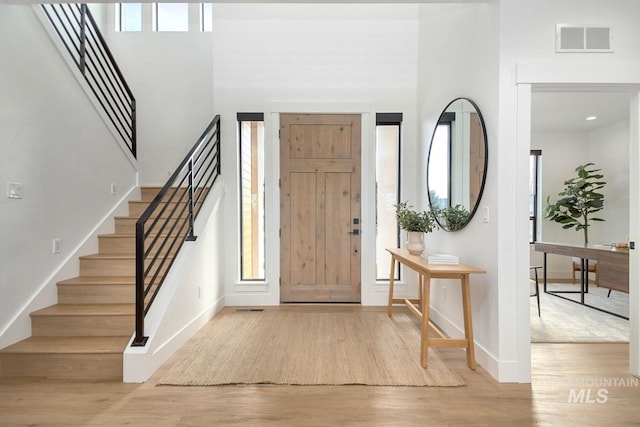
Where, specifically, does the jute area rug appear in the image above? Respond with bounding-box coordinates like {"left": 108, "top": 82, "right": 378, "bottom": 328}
{"left": 158, "top": 309, "right": 464, "bottom": 387}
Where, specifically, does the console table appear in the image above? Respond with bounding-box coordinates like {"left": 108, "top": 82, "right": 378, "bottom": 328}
{"left": 534, "top": 241, "right": 629, "bottom": 319}
{"left": 386, "top": 248, "right": 486, "bottom": 369}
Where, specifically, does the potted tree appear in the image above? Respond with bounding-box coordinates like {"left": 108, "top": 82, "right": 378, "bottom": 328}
{"left": 394, "top": 201, "right": 438, "bottom": 254}
{"left": 544, "top": 162, "right": 606, "bottom": 245}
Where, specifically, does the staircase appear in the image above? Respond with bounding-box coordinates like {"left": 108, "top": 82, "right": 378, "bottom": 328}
{"left": 0, "top": 187, "right": 170, "bottom": 380}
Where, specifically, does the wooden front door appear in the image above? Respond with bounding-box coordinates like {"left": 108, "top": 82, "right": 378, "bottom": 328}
{"left": 280, "top": 114, "right": 361, "bottom": 302}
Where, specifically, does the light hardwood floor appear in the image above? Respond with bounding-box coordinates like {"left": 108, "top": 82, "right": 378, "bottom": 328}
{"left": 1, "top": 306, "right": 639, "bottom": 426}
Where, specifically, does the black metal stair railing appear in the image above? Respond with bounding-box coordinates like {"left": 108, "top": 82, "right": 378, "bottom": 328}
{"left": 41, "top": 4, "right": 137, "bottom": 158}
{"left": 132, "top": 116, "right": 221, "bottom": 346}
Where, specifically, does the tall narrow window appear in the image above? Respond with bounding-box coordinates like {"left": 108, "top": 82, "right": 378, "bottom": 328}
{"left": 201, "top": 3, "right": 213, "bottom": 32}
{"left": 153, "top": 3, "right": 189, "bottom": 32}
{"left": 530, "top": 150, "right": 542, "bottom": 243}
{"left": 376, "top": 113, "right": 402, "bottom": 281}
{"left": 116, "top": 3, "right": 142, "bottom": 32}
{"left": 238, "top": 113, "right": 265, "bottom": 281}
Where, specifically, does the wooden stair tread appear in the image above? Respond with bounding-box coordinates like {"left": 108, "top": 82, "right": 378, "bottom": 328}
{"left": 31, "top": 304, "right": 135, "bottom": 316}
{"left": 58, "top": 276, "right": 135, "bottom": 286}
{"left": 1, "top": 336, "right": 130, "bottom": 354}
{"left": 98, "top": 233, "right": 170, "bottom": 238}
{"left": 79, "top": 253, "right": 136, "bottom": 260}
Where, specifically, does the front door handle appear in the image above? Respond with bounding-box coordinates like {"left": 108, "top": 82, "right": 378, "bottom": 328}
{"left": 347, "top": 229, "right": 360, "bottom": 235}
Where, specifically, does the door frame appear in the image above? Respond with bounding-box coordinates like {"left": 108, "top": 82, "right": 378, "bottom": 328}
{"left": 262, "top": 103, "right": 373, "bottom": 306}
{"left": 514, "top": 64, "right": 640, "bottom": 380}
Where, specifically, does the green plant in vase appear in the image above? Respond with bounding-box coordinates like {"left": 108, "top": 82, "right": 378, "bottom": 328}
{"left": 394, "top": 201, "right": 438, "bottom": 254}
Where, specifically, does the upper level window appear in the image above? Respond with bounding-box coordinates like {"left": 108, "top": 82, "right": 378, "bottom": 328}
{"left": 153, "top": 3, "right": 189, "bottom": 32}
{"left": 116, "top": 3, "right": 142, "bottom": 32}
{"left": 201, "top": 3, "right": 213, "bottom": 32}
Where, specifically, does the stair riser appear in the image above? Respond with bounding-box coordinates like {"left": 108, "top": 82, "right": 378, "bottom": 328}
{"left": 58, "top": 285, "right": 134, "bottom": 304}
{"left": 140, "top": 187, "right": 209, "bottom": 202}
{"left": 99, "top": 236, "right": 182, "bottom": 255}
{"left": 31, "top": 315, "right": 134, "bottom": 337}
{"left": 114, "top": 217, "right": 185, "bottom": 234}
{"left": 0, "top": 353, "right": 123, "bottom": 380}
{"left": 79, "top": 258, "right": 169, "bottom": 277}
{"left": 80, "top": 258, "right": 134, "bottom": 277}
{"left": 128, "top": 201, "right": 190, "bottom": 218}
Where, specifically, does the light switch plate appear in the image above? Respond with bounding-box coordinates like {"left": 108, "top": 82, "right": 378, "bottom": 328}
{"left": 7, "top": 182, "right": 23, "bottom": 199}
{"left": 52, "top": 239, "right": 61, "bottom": 254}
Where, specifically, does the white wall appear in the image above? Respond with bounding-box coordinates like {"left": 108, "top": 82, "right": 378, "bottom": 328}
{"left": 0, "top": 5, "right": 138, "bottom": 346}
{"left": 104, "top": 3, "right": 215, "bottom": 186}
{"left": 211, "top": 3, "right": 420, "bottom": 306}
{"left": 417, "top": 2, "right": 501, "bottom": 379}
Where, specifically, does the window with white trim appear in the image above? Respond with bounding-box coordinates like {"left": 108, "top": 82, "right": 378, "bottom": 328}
{"left": 238, "top": 113, "right": 265, "bottom": 281}
{"left": 376, "top": 113, "right": 402, "bottom": 281}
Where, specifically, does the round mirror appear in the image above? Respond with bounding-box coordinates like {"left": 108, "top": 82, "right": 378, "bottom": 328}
{"left": 427, "top": 98, "right": 488, "bottom": 231}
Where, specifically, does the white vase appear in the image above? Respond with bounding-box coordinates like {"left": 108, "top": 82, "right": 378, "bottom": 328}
{"left": 405, "top": 231, "right": 425, "bottom": 255}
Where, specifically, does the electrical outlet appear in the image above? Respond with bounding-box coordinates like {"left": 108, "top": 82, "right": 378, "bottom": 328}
{"left": 198, "top": 286, "right": 202, "bottom": 298}
{"left": 52, "top": 239, "right": 61, "bottom": 254}
{"left": 7, "top": 182, "right": 23, "bottom": 199}
{"left": 110, "top": 183, "right": 117, "bottom": 195}
{"left": 441, "top": 285, "right": 446, "bottom": 300}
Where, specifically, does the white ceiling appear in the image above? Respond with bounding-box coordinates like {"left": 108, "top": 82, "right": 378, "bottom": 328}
{"left": 531, "top": 91, "right": 631, "bottom": 132}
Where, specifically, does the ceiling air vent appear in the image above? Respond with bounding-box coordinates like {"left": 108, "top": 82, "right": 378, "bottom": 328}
{"left": 556, "top": 25, "right": 612, "bottom": 53}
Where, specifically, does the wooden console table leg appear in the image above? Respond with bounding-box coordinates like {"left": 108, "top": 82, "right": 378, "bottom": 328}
{"left": 420, "top": 273, "right": 431, "bottom": 368}
{"left": 418, "top": 273, "right": 423, "bottom": 311}
{"left": 387, "top": 256, "right": 396, "bottom": 317}
{"left": 461, "top": 274, "right": 476, "bottom": 369}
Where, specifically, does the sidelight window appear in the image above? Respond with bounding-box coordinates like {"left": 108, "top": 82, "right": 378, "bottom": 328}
{"left": 238, "top": 113, "right": 265, "bottom": 281}
{"left": 375, "top": 113, "right": 402, "bottom": 281}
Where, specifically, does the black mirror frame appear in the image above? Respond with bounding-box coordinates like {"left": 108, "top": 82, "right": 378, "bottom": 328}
{"left": 427, "top": 97, "right": 488, "bottom": 232}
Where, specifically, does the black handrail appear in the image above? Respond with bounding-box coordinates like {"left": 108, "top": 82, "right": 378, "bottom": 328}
{"left": 41, "top": 4, "right": 137, "bottom": 158}
{"left": 132, "top": 116, "right": 221, "bottom": 346}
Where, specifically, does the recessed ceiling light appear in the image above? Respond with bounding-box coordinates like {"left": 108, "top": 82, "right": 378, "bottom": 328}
{"left": 586, "top": 115, "right": 598, "bottom": 121}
